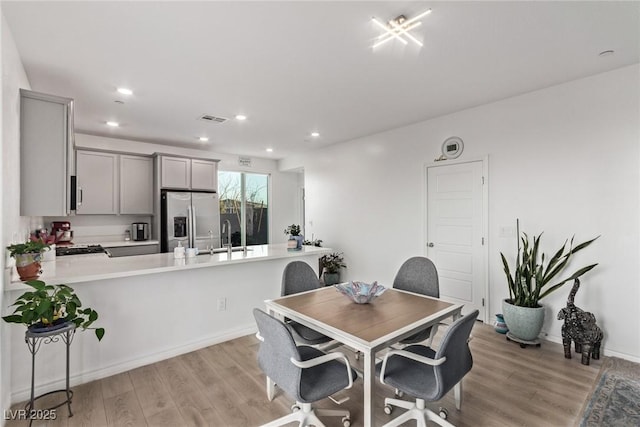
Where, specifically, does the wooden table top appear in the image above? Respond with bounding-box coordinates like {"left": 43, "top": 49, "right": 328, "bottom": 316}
{"left": 268, "top": 286, "right": 456, "bottom": 344}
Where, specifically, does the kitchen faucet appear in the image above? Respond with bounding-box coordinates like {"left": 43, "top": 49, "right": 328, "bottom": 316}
{"left": 222, "top": 220, "right": 232, "bottom": 255}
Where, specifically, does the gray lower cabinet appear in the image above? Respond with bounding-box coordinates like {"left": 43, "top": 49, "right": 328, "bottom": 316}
{"left": 20, "top": 89, "right": 74, "bottom": 216}
{"left": 105, "top": 244, "right": 160, "bottom": 257}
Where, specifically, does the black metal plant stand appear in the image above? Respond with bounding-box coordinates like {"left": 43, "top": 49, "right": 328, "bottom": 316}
{"left": 25, "top": 322, "right": 76, "bottom": 426}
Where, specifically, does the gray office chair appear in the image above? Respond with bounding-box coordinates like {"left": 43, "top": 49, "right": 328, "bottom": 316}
{"left": 376, "top": 310, "right": 479, "bottom": 427}
{"left": 393, "top": 256, "right": 440, "bottom": 346}
{"left": 253, "top": 308, "right": 356, "bottom": 427}
{"left": 281, "top": 261, "right": 334, "bottom": 346}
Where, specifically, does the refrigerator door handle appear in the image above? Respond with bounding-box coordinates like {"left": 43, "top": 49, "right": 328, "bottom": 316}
{"left": 191, "top": 205, "right": 197, "bottom": 248}
{"left": 187, "top": 205, "right": 192, "bottom": 248}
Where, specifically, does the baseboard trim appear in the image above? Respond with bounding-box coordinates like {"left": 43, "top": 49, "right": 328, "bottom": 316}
{"left": 10, "top": 324, "right": 257, "bottom": 404}
{"left": 544, "top": 333, "right": 640, "bottom": 363}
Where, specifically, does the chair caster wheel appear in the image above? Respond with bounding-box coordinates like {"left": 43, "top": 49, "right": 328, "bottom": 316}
{"left": 291, "top": 404, "right": 300, "bottom": 412}
{"left": 394, "top": 389, "right": 404, "bottom": 398}
{"left": 439, "top": 407, "right": 448, "bottom": 419}
{"left": 384, "top": 405, "right": 393, "bottom": 415}
{"left": 342, "top": 416, "right": 351, "bottom": 427}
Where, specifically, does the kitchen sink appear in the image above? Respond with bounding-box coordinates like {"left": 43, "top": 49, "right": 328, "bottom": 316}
{"left": 198, "top": 247, "right": 253, "bottom": 255}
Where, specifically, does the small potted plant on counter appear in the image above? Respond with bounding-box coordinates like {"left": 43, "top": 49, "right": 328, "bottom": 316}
{"left": 320, "top": 252, "right": 346, "bottom": 286}
{"left": 2, "top": 279, "right": 105, "bottom": 341}
{"left": 7, "top": 240, "right": 50, "bottom": 281}
{"left": 303, "top": 234, "right": 323, "bottom": 247}
{"left": 284, "top": 224, "right": 304, "bottom": 250}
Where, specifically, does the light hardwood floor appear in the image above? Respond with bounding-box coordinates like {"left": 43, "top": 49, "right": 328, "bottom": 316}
{"left": 7, "top": 322, "right": 603, "bottom": 427}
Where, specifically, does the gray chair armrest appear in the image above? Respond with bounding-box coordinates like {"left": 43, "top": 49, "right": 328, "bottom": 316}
{"left": 290, "top": 352, "right": 354, "bottom": 389}
{"left": 380, "top": 349, "right": 446, "bottom": 385}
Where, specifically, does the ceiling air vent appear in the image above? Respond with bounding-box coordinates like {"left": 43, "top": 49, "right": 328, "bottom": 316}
{"left": 198, "top": 114, "right": 228, "bottom": 124}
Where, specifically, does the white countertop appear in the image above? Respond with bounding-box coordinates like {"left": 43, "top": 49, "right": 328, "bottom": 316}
{"left": 5, "top": 244, "right": 330, "bottom": 291}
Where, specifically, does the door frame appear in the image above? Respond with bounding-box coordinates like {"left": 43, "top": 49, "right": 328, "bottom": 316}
{"left": 423, "top": 156, "right": 490, "bottom": 323}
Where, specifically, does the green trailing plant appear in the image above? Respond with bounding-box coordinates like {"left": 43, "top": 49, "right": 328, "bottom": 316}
{"left": 2, "top": 280, "right": 105, "bottom": 341}
{"left": 500, "top": 221, "right": 599, "bottom": 308}
{"left": 320, "top": 252, "right": 346, "bottom": 274}
{"left": 284, "top": 224, "right": 301, "bottom": 236}
{"left": 6, "top": 240, "right": 49, "bottom": 257}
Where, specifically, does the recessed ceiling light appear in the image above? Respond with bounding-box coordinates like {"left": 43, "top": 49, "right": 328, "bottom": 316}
{"left": 198, "top": 137, "right": 209, "bottom": 142}
{"left": 598, "top": 50, "right": 615, "bottom": 57}
{"left": 106, "top": 121, "right": 119, "bottom": 127}
{"left": 117, "top": 87, "right": 133, "bottom": 95}
{"left": 266, "top": 148, "right": 273, "bottom": 152}
{"left": 235, "top": 114, "right": 247, "bottom": 121}
{"left": 310, "top": 132, "right": 320, "bottom": 137}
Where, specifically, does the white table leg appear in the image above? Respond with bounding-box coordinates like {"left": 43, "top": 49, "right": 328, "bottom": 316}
{"left": 267, "top": 376, "right": 276, "bottom": 401}
{"left": 363, "top": 349, "right": 375, "bottom": 427}
{"left": 454, "top": 381, "right": 462, "bottom": 410}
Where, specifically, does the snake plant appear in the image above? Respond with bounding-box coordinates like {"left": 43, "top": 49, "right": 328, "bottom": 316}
{"left": 500, "top": 222, "right": 599, "bottom": 308}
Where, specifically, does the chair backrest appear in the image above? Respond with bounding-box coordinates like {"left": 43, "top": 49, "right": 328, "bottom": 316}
{"left": 392, "top": 257, "right": 439, "bottom": 298}
{"left": 433, "top": 310, "right": 478, "bottom": 399}
{"left": 253, "top": 308, "right": 303, "bottom": 401}
{"left": 282, "top": 261, "right": 321, "bottom": 296}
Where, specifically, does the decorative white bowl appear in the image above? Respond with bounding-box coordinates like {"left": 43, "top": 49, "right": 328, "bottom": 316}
{"left": 334, "top": 281, "right": 386, "bottom": 304}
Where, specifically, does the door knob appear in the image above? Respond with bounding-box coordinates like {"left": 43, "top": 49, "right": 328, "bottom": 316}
{"left": 428, "top": 242, "right": 435, "bottom": 247}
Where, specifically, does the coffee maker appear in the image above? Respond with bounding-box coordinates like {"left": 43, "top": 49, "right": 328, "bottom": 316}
{"left": 131, "top": 223, "right": 149, "bottom": 241}
{"left": 51, "top": 221, "right": 73, "bottom": 244}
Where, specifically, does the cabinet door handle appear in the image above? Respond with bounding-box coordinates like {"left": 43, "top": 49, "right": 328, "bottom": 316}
{"left": 78, "top": 187, "right": 83, "bottom": 206}
{"left": 428, "top": 242, "right": 435, "bottom": 247}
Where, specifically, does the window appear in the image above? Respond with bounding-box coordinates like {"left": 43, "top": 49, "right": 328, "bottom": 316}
{"left": 218, "top": 171, "right": 269, "bottom": 246}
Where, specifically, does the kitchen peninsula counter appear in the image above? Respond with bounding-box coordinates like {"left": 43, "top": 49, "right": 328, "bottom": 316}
{"left": 4, "top": 243, "right": 332, "bottom": 403}
{"left": 5, "top": 244, "right": 330, "bottom": 291}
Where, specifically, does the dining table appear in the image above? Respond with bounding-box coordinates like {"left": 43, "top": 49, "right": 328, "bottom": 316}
{"left": 265, "top": 285, "right": 463, "bottom": 426}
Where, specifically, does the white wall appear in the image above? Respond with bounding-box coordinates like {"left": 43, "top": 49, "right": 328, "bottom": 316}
{"left": 1, "top": 9, "right": 33, "bottom": 419}
{"left": 281, "top": 65, "right": 640, "bottom": 361}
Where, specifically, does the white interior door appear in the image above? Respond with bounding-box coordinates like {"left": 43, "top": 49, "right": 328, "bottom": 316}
{"left": 426, "top": 161, "right": 486, "bottom": 321}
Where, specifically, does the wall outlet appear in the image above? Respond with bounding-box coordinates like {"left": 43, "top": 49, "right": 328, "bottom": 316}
{"left": 217, "top": 297, "right": 227, "bottom": 311}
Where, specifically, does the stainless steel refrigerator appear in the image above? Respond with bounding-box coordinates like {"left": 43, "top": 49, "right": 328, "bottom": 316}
{"left": 161, "top": 190, "right": 221, "bottom": 253}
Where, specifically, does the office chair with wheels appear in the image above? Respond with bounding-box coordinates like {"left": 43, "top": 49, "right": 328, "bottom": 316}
{"left": 393, "top": 256, "right": 441, "bottom": 346}
{"left": 377, "top": 310, "right": 479, "bottom": 427}
{"left": 253, "top": 308, "right": 356, "bottom": 427}
{"left": 281, "top": 261, "right": 334, "bottom": 346}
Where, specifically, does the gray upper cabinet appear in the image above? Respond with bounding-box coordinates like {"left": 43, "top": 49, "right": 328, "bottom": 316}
{"left": 191, "top": 159, "right": 218, "bottom": 191}
{"left": 76, "top": 150, "right": 118, "bottom": 214}
{"left": 160, "top": 156, "right": 191, "bottom": 189}
{"left": 159, "top": 155, "right": 218, "bottom": 191}
{"left": 20, "top": 89, "right": 75, "bottom": 216}
{"left": 76, "top": 151, "right": 154, "bottom": 215}
{"left": 120, "top": 155, "right": 153, "bottom": 214}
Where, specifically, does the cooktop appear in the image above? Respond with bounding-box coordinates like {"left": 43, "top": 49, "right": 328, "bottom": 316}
{"left": 56, "top": 245, "right": 105, "bottom": 256}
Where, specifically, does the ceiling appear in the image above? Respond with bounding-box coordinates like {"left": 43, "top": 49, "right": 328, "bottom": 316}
{"left": 2, "top": 1, "right": 638, "bottom": 160}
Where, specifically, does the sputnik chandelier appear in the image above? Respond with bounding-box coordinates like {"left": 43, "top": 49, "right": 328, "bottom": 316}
{"left": 371, "top": 9, "right": 432, "bottom": 48}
